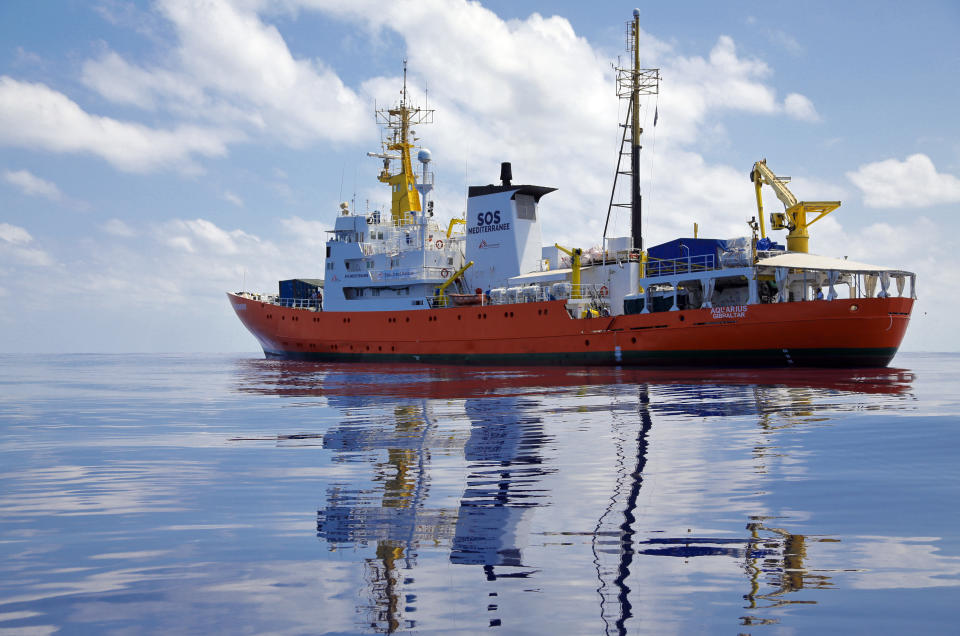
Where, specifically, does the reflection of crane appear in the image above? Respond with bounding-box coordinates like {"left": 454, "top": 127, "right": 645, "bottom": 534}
{"left": 750, "top": 159, "right": 840, "bottom": 253}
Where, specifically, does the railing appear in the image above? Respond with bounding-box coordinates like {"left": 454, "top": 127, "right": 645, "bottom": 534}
{"left": 483, "top": 283, "right": 612, "bottom": 306}
{"left": 645, "top": 253, "right": 718, "bottom": 278}
{"left": 274, "top": 298, "right": 321, "bottom": 309}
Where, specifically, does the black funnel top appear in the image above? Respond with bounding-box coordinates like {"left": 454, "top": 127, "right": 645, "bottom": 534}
{"left": 500, "top": 162, "right": 513, "bottom": 187}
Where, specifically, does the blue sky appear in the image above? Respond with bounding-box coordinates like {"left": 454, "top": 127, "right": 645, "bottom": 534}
{"left": 1, "top": 0, "right": 958, "bottom": 353}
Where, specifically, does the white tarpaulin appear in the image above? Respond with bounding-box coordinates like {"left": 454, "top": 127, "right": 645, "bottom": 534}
{"left": 756, "top": 253, "right": 912, "bottom": 274}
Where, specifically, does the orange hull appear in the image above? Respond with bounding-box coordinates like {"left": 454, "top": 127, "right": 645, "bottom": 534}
{"left": 228, "top": 293, "right": 913, "bottom": 367}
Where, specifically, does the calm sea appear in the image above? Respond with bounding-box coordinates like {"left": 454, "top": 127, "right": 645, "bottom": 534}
{"left": 1, "top": 353, "right": 958, "bottom": 635}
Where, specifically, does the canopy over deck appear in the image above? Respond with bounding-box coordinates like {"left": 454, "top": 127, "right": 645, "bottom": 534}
{"left": 757, "top": 253, "right": 913, "bottom": 275}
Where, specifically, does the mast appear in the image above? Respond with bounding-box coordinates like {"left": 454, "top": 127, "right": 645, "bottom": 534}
{"left": 606, "top": 10, "right": 660, "bottom": 251}
{"left": 630, "top": 10, "right": 642, "bottom": 250}
{"left": 372, "top": 60, "right": 434, "bottom": 226}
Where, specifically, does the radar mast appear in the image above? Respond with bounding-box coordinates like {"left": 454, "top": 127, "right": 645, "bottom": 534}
{"left": 372, "top": 61, "right": 435, "bottom": 226}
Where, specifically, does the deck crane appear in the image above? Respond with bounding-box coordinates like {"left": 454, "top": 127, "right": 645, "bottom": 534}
{"left": 750, "top": 159, "right": 840, "bottom": 253}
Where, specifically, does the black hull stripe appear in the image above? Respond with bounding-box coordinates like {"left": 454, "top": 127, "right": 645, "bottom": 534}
{"left": 263, "top": 347, "right": 900, "bottom": 368}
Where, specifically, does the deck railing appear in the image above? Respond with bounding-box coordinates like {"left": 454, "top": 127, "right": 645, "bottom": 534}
{"left": 274, "top": 297, "right": 321, "bottom": 309}
{"left": 645, "top": 253, "right": 718, "bottom": 278}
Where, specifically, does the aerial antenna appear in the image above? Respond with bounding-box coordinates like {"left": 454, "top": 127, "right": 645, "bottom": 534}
{"left": 402, "top": 58, "right": 408, "bottom": 110}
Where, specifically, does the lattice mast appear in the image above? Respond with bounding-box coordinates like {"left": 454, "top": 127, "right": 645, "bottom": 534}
{"left": 372, "top": 61, "right": 434, "bottom": 225}
{"left": 604, "top": 9, "right": 660, "bottom": 251}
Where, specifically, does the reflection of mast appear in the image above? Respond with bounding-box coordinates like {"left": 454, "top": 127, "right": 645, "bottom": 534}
{"left": 363, "top": 404, "right": 425, "bottom": 633}
{"left": 594, "top": 382, "right": 843, "bottom": 633}
{"left": 594, "top": 386, "right": 653, "bottom": 636}
{"left": 613, "top": 387, "right": 652, "bottom": 634}
{"left": 318, "top": 399, "right": 458, "bottom": 633}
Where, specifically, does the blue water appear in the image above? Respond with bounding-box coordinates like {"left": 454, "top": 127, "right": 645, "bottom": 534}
{"left": 1, "top": 353, "right": 958, "bottom": 634}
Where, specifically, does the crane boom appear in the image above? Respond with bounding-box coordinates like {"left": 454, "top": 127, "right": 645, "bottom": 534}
{"left": 750, "top": 159, "right": 840, "bottom": 253}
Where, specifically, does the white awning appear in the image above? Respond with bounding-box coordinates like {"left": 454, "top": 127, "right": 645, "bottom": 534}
{"left": 757, "top": 253, "right": 912, "bottom": 274}
{"left": 508, "top": 268, "right": 572, "bottom": 284}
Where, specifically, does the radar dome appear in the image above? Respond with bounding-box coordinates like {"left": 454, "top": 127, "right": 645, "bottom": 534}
{"left": 417, "top": 149, "right": 432, "bottom": 164}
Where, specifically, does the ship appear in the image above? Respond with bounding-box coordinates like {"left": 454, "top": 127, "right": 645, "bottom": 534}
{"left": 228, "top": 10, "right": 915, "bottom": 368}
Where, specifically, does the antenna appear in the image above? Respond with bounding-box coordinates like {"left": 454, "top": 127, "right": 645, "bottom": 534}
{"left": 402, "top": 58, "right": 408, "bottom": 110}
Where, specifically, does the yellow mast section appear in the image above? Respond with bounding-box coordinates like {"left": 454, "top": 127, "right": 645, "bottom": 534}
{"left": 374, "top": 62, "right": 434, "bottom": 226}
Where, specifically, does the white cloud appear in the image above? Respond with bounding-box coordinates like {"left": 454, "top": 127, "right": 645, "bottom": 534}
{"left": 222, "top": 191, "right": 244, "bottom": 207}
{"left": 3, "top": 169, "right": 63, "bottom": 200}
{"left": 280, "top": 216, "right": 328, "bottom": 249}
{"left": 102, "top": 219, "right": 137, "bottom": 237}
{"left": 847, "top": 153, "right": 960, "bottom": 208}
{"left": 81, "top": 0, "right": 374, "bottom": 148}
{"left": 0, "top": 223, "right": 54, "bottom": 267}
{"left": 0, "top": 76, "right": 236, "bottom": 173}
{"left": 70, "top": 0, "right": 823, "bottom": 243}
{"left": 0, "top": 222, "right": 33, "bottom": 245}
{"left": 783, "top": 92, "right": 820, "bottom": 122}
{"left": 158, "top": 218, "right": 261, "bottom": 255}
{"left": 14, "top": 46, "right": 44, "bottom": 66}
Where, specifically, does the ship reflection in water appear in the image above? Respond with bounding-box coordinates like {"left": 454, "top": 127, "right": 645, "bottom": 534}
{"left": 234, "top": 362, "right": 920, "bottom": 633}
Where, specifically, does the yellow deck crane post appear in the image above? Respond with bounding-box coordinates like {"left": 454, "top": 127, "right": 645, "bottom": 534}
{"left": 554, "top": 244, "right": 583, "bottom": 299}
{"left": 750, "top": 159, "right": 840, "bottom": 253}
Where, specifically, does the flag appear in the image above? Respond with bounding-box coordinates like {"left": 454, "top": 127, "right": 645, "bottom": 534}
{"left": 654, "top": 106, "right": 658, "bottom": 126}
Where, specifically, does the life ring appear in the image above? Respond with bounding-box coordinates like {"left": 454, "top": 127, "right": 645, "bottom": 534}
{"left": 440, "top": 268, "right": 450, "bottom": 278}
{"left": 435, "top": 239, "right": 444, "bottom": 249}
{"left": 599, "top": 285, "right": 609, "bottom": 297}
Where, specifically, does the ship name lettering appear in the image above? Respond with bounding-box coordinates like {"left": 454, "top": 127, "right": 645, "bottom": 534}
{"left": 233, "top": 303, "right": 246, "bottom": 311}
{"left": 710, "top": 305, "right": 747, "bottom": 319}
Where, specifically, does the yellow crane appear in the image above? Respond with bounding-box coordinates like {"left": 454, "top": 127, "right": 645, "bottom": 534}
{"left": 750, "top": 159, "right": 840, "bottom": 253}
{"left": 554, "top": 244, "right": 583, "bottom": 299}
{"left": 434, "top": 261, "right": 474, "bottom": 306}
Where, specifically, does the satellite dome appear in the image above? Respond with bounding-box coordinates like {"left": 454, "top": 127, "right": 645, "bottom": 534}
{"left": 633, "top": 8, "right": 640, "bottom": 17}
{"left": 417, "top": 149, "right": 432, "bottom": 164}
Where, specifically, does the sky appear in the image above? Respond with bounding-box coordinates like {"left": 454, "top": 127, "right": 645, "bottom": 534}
{"left": 1, "top": 0, "right": 958, "bottom": 353}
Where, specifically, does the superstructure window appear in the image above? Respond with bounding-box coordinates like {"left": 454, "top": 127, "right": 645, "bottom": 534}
{"left": 516, "top": 194, "right": 536, "bottom": 220}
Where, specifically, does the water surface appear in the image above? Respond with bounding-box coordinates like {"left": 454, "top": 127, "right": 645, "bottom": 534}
{"left": 1, "top": 353, "right": 958, "bottom": 634}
